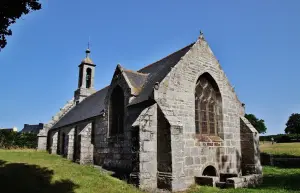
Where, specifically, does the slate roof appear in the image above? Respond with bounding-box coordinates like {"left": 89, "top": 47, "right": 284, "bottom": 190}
{"left": 1, "top": 128, "right": 14, "bottom": 132}
{"left": 21, "top": 123, "right": 43, "bottom": 134}
{"left": 51, "top": 42, "right": 194, "bottom": 129}
{"left": 123, "top": 70, "right": 148, "bottom": 95}
{"left": 129, "top": 43, "right": 195, "bottom": 105}
{"left": 52, "top": 86, "right": 109, "bottom": 129}
{"left": 81, "top": 57, "right": 94, "bottom": 64}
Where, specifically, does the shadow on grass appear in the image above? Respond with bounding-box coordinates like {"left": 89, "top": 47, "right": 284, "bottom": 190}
{"left": 0, "top": 160, "right": 79, "bottom": 193}
{"left": 257, "top": 172, "right": 300, "bottom": 191}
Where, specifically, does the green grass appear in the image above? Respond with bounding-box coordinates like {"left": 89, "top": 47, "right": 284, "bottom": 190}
{"left": 0, "top": 150, "right": 300, "bottom": 193}
{"left": 260, "top": 142, "right": 300, "bottom": 156}
{"left": 0, "top": 149, "right": 141, "bottom": 193}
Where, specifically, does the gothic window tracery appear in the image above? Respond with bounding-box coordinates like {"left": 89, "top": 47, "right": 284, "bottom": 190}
{"left": 195, "top": 73, "right": 222, "bottom": 135}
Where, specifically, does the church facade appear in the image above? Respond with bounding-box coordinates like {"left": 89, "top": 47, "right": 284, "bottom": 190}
{"left": 38, "top": 33, "right": 262, "bottom": 191}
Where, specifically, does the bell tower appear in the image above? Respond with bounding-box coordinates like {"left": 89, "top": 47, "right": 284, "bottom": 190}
{"left": 74, "top": 47, "right": 96, "bottom": 104}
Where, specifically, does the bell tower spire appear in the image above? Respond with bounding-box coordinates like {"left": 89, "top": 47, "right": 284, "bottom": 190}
{"left": 74, "top": 43, "right": 96, "bottom": 104}
{"left": 86, "top": 38, "right": 91, "bottom": 57}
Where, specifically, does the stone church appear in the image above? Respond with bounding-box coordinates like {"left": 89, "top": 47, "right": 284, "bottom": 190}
{"left": 38, "top": 32, "right": 262, "bottom": 191}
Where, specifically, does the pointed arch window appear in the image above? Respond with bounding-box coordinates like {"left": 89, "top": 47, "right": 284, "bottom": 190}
{"left": 86, "top": 68, "right": 92, "bottom": 88}
{"left": 109, "top": 85, "right": 124, "bottom": 136}
{"left": 195, "top": 73, "right": 222, "bottom": 135}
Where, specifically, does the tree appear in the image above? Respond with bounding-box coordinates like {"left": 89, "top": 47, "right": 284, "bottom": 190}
{"left": 0, "top": 0, "right": 41, "bottom": 51}
{"left": 285, "top": 113, "right": 300, "bottom": 139}
{"left": 245, "top": 113, "right": 267, "bottom": 134}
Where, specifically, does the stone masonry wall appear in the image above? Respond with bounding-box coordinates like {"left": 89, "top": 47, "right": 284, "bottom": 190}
{"left": 157, "top": 107, "right": 172, "bottom": 190}
{"left": 53, "top": 121, "right": 94, "bottom": 164}
{"left": 38, "top": 98, "right": 75, "bottom": 150}
{"left": 79, "top": 123, "right": 94, "bottom": 164}
{"left": 92, "top": 115, "right": 134, "bottom": 172}
{"left": 71, "top": 121, "right": 91, "bottom": 163}
{"left": 240, "top": 117, "right": 262, "bottom": 175}
{"left": 51, "top": 131, "right": 58, "bottom": 154}
{"left": 37, "top": 136, "right": 47, "bottom": 151}
{"left": 92, "top": 66, "right": 142, "bottom": 173}
{"left": 154, "top": 37, "right": 245, "bottom": 191}
{"left": 67, "top": 128, "right": 75, "bottom": 160}
{"left": 132, "top": 104, "right": 158, "bottom": 190}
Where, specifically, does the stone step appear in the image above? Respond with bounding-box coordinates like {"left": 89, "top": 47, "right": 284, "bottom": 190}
{"left": 215, "top": 181, "right": 226, "bottom": 188}
{"left": 220, "top": 173, "right": 238, "bottom": 182}
{"left": 195, "top": 176, "right": 219, "bottom": 187}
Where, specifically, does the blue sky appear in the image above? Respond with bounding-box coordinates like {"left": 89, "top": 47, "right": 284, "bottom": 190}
{"left": 0, "top": 0, "right": 299, "bottom": 135}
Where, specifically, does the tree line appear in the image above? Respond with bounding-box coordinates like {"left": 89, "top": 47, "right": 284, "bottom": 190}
{"left": 246, "top": 112, "right": 300, "bottom": 142}
{"left": 0, "top": 130, "right": 37, "bottom": 149}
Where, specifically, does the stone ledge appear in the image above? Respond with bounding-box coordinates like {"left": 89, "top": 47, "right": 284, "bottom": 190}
{"left": 194, "top": 134, "right": 223, "bottom": 142}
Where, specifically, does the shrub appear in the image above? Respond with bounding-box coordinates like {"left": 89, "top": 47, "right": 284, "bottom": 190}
{"left": 260, "top": 134, "right": 300, "bottom": 143}
{"left": 0, "top": 130, "right": 37, "bottom": 149}
{"left": 276, "top": 135, "right": 291, "bottom": 143}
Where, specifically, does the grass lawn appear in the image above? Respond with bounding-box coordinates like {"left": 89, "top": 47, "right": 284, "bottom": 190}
{"left": 260, "top": 142, "right": 300, "bottom": 156}
{"left": 0, "top": 150, "right": 300, "bottom": 193}
{"left": 0, "top": 149, "right": 141, "bottom": 193}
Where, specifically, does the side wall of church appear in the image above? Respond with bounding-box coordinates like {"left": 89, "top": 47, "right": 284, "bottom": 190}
{"left": 155, "top": 38, "right": 245, "bottom": 190}
{"left": 48, "top": 66, "right": 147, "bottom": 178}
{"left": 92, "top": 68, "right": 144, "bottom": 174}
{"left": 93, "top": 115, "right": 133, "bottom": 172}
{"left": 38, "top": 98, "right": 75, "bottom": 150}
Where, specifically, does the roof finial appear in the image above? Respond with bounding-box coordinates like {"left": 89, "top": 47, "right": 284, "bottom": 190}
{"left": 199, "top": 30, "right": 204, "bottom": 40}
{"left": 85, "top": 36, "right": 91, "bottom": 58}
{"left": 81, "top": 37, "right": 94, "bottom": 64}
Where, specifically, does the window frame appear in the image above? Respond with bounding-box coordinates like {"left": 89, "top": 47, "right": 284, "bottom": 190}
{"left": 195, "top": 74, "right": 222, "bottom": 136}
{"left": 108, "top": 85, "right": 125, "bottom": 137}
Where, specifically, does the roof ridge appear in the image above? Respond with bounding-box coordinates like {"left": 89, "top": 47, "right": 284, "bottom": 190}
{"left": 123, "top": 69, "right": 149, "bottom": 76}
{"left": 138, "top": 42, "right": 195, "bottom": 72}
{"left": 78, "top": 86, "right": 109, "bottom": 105}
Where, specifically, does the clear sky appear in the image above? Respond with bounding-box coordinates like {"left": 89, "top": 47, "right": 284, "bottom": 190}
{"left": 0, "top": 0, "right": 299, "bottom": 135}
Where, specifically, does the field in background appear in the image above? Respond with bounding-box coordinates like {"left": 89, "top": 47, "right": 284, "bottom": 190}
{"left": 0, "top": 150, "right": 299, "bottom": 193}
{"left": 260, "top": 142, "right": 300, "bottom": 156}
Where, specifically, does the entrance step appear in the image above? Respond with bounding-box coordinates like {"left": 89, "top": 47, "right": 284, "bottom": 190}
{"left": 220, "top": 173, "right": 238, "bottom": 182}
{"left": 195, "top": 176, "right": 220, "bottom": 187}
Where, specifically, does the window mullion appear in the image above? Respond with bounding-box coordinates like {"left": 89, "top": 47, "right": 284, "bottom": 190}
{"left": 214, "top": 103, "right": 217, "bottom": 135}
{"left": 198, "top": 100, "right": 201, "bottom": 134}
{"left": 206, "top": 100, "right": 210, "bottom": 135}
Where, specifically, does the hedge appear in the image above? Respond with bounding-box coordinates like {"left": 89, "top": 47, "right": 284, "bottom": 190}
{"left": 260, "top": 134, "right": 300, "bottom": 143}
{"left": 0, "top": 130, "right": 37, "bottom": 149}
